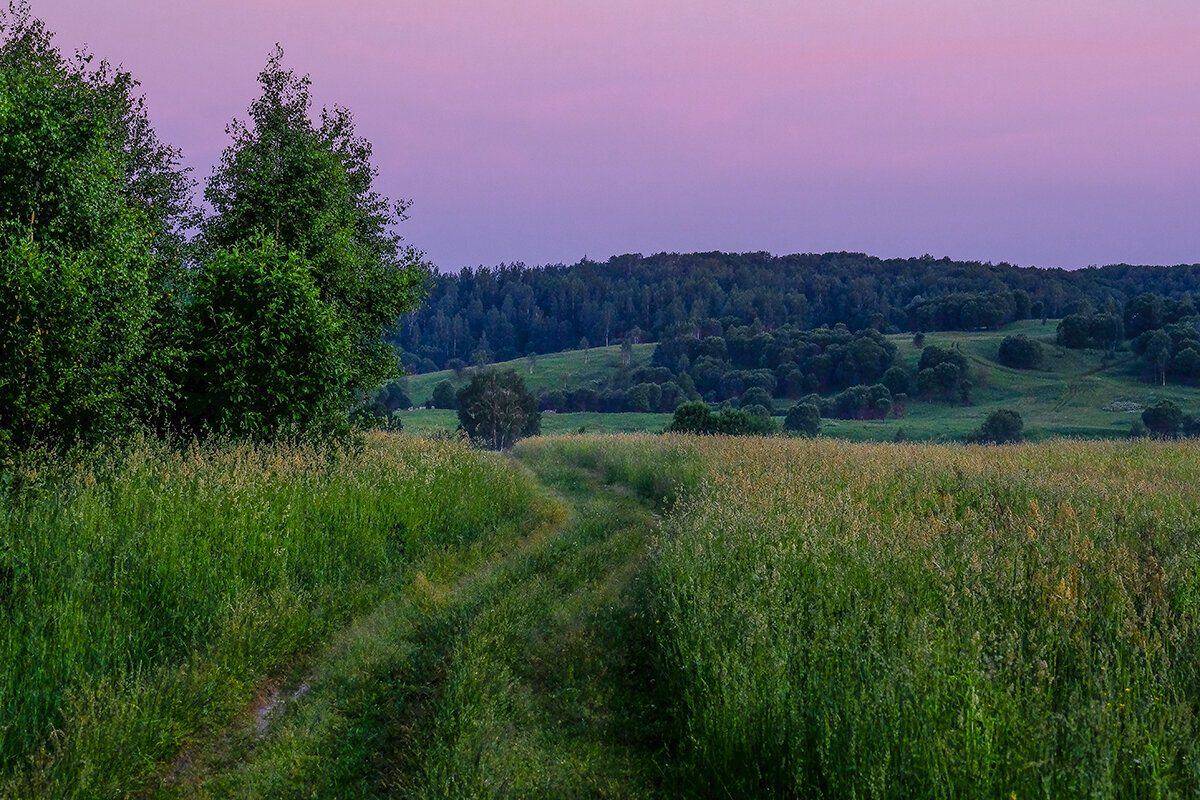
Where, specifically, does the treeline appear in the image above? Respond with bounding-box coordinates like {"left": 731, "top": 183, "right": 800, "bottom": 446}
{"left": 1056, "top": 293, "right": 1200, "bottom": 385}
{"left": 0, "top": 7, "right": 428, "bottom": 458}
{"left": 396, "top": 252, "right": 1200, "bottom": 372}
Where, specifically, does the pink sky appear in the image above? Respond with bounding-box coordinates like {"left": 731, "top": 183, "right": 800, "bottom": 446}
{"left": 27, "top": 0, "right": 1200, "bottom": 270}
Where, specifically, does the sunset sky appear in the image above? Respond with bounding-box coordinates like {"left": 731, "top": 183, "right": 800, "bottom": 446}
{"left": 26, "top": 1, "right": 1200, "bottom": 271}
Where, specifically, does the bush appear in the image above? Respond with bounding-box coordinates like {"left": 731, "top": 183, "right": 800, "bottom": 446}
{"left": 183, "top": 236, "right": 345, "bottom": 438}
{"left": 668, "top": 401, "right": 777, "bottom": 436}
{"left": 668, "top": 402, "right": 717, "bottom": 435}
{"left": 739, "top": 386, "right": 775, "bottom": 414}
{"left": 1142, "top": 400, "right": 1184, "bottom": 438}
{"left": 968, "top": 408, "right": 1024, "bottom": 444}
{"left": 430, "top": 379, "right": 457, "bottom": 409}
{"left": 997, "top": 335, "right": 1044, "bottom": 369}
{"left": 784, "top": 402, "right": 821, "bottom": 436}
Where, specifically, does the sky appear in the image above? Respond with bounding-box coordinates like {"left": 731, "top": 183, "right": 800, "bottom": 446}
{"left": 25, "top": 1, "right": 1200, "bottom": 271}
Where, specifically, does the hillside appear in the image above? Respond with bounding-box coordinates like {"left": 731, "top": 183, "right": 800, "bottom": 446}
{"left": 394, "top": 320, "right": 1197, "bottom": 441}
{"left": 394, "top": 251, "right": 1200, "bottom": 372}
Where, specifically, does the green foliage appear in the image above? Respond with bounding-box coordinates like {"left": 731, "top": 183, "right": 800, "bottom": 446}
{"left": 667, "top": 400, "right": 777, "bottom": 436}
{"left": 1057, "top": 311, "right": 1123, "bottom": 350}
{"left": 456, "top": 369, "right": 541, "bottom": 449}
{"left": 667, "top": 401, "right": 716, "bottom": 435}
{"left": 201, "top": 47, "right": 430, "bottom": 419}
{"left": 997, "top": 334, "right": 1044, "bottom": 369}
{"left": 1142, "top": 399, "right": 1184, "bottom": 438}
{"left": 825, "top": 383, "right": 893, "bottom": 420}
{"left": 783, "top": 401, "right": 821, "bottom": 436}
{"left": 917, "top": 345, "right": 971, "bottom": 403}
{"left": 0, "top": 3, "right": 191, "bottom": 450}
{"left": 429, "top": 378, "right": 457, "bottom": 409}
{"left": 184, "top": 235, "right": 346, "bottom": 437}
{"left": 739, "top": 385, "right": 773, "bottom": 413}
{"left": 400, "top": 250, "right": 1200, "bottom": 372}
{"left": 968, "top": 407, "right": 1024, "bottom": 444}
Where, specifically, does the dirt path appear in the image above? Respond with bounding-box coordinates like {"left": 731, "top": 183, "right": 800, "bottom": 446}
{"left": 156, "top": 450, "right": 673, "bottom": 799}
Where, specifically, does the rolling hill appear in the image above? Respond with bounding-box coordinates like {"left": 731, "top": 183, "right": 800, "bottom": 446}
{"left": 393, "top": 320, "right": 1197, "bottom": 442}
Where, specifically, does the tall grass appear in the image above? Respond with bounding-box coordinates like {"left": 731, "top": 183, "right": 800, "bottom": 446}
{"left": 555, "top": 435, "right": 1200, "bottom": 797}
{"left": 0, "top": 433, "right": 549, "bottom": 798}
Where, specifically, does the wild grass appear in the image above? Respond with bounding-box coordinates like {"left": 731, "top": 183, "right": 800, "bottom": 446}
{"left": 0, "top": 433, "right": 550, "bottom": 798}
{"left": 548, "top": 435, "right": 1200, "bottom": 798}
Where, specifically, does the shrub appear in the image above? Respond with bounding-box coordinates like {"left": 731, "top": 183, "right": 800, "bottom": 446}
{"left": 997, "top": 335, "right": 1044, "bottom": 369}
{"left": 968, "top": 408, "right": 1024, "bottom": 444}
{"left": 1142, "top": 399, "right": 1184, "bottom": 438}
{"left": 430, "top": 379, "right": 457, "bottom": 409}
{"left": 783, "top": 402, "right": 821, "bottom": 436}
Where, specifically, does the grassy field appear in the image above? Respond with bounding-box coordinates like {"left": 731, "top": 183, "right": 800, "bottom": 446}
{"left": 0, "top": 434, "right": 558, "bottom": 798}
{"left": 397, "top": 321, "right": 1197, "bottom": 442}
{"left": 526, "top": 434, "right": 1200, "bottom": 798}
{"left": 6, "top": 432, "right": 1200, "bottom": 797}
{"left": 402, "top": 342, "right": 657, "bottom": 403}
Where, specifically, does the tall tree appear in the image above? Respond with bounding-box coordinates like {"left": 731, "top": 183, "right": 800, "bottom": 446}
{"left": 196, "top": 47, "right": 431, "bottom": 432}
{"left": 0, "top": 2, "right": 191, "bottom": 451}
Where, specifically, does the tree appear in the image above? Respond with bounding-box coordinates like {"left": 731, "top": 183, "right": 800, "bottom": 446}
{"left": 968, "top": 408, "right": 1024, "bottom": 444}
{"left": 1142, "top": 329, "right": 1172, "bottom": 386}
{"left": 713, "top": 406, "right": 777, "bottom": 435}
{"left": 1142, "top": 400, "right": 1183, "bottom": 438}
{"left": 0, "top": 4, "right": 190, "bottom": 451}
{"left": 430, "top": 379, "right": 457, "bottom": 409}
{"left": 668, "top": 401, "right": 716, "bottom": 434}
{"left": 997, "top": 335, "right": 1044, "bottom": 370}
{"left": 784, "top": 402, "right": 821, "bottom": 436}
{"left": 183, "top": 235, "right": 345, "bottom": 437}
{"left": 882, "top": 365, "right": 911, "bottom": 396}
{"left": 456, "top": 369, "right": 540, "bottom": 450}
{"left": 199, "top": 47, "right": 430, "bottom": 429}
{"left": 740, "top": 386, "right": 774, "bottom": 414}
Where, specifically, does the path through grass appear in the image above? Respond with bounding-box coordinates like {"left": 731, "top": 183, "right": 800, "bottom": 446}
{"left": 161, "top": 442, "right": 675, "bottom": 798}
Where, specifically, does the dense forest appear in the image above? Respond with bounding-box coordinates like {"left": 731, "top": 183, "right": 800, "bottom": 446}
{"left": 394, "top": 252, "right": 1200, "bottom": 372}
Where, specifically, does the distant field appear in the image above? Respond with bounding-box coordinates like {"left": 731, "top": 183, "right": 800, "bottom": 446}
{"left": 398, "top": 320, "right": 1198, "bottom": 442}
{"left": 402, "top": 342, "right": 656, "bottom": 402}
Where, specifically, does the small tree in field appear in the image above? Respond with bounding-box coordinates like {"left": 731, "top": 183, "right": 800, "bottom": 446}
{"left": 997, "top": 335, "right": 1044, "bottom": 370}
{"left": 1142, "top": 399, "right": 1183, "bottom": 438}
{"left": 968, "top": 408, "right": 1024, "bottom": 444}
{"left": 784, "top": 402, "right": 821, "bottom": 437}
{"left": 430, "top": 379, "right": 457, "bottom": 409}
{"left": 456, "top": 369, "right": 540, "bottom": 450}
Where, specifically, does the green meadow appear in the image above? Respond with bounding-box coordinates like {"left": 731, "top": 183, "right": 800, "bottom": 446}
{"left": 4, "top": 432, "right": 1200, "bottom": 797}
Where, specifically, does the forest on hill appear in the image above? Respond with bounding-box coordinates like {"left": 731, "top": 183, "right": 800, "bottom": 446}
{"left": 394, "top": 252, "right": 1200, "bottom": 373}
